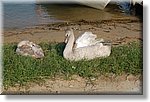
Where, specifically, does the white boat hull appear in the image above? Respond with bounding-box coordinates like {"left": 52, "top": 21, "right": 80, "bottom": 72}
{"left": 36, "top": 0, "right": 111, "bottom": 10}
{"left": 73, "top": 0, "right": 111, "bottom": 9}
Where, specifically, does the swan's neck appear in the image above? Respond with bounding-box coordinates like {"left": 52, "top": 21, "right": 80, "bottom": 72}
{"left": 64, "top": 32, "right": 75, "bottom": 53}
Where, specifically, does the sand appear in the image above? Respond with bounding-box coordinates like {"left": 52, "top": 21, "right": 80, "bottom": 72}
{"left": 3, "top": 17, "right": 142, "bottom": 44}
{"left": 3, "top": 74, "right": 142, "bottom": 95}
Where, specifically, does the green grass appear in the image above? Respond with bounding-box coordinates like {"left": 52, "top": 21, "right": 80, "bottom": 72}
{"left": 3, "top": 42, "right": 143, "bottom": 87}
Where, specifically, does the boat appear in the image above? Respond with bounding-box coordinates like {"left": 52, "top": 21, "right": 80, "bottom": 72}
{"left": 36, "top": 0, "right": 111, "bottom": 10}
{"left": 36, "top": 0, "right": 142, "bottom": 10}
{"left": 73, "top": 0, "right": 111, "bottom": 10}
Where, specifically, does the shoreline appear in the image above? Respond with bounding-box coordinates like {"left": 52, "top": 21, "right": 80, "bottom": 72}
{"left": 3, "top": 17, "right": 142, "bottom": 45}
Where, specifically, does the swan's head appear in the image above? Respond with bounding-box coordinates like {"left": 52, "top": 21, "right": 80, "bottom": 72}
{"left": 64, "top": 28, "right": 73, "bottom": 43}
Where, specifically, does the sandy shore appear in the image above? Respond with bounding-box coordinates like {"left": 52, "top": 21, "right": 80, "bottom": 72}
{"left": 3, "top": 17, "right": 142, "bottom": 45}
{"left": 3, "top": 17, "right": 143, "bottom": 94}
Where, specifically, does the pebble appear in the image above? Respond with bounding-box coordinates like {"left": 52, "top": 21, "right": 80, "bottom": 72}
{"left": 69, "top": 85, "right": 74, "bottom": 88}
{"left": 90, "top": 77, "right": 96, "bottom": 81}
{"left": 127, "top": 74, "right": 136, "bottom": 81}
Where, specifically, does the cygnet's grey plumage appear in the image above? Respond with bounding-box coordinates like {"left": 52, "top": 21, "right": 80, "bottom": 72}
{"left": 16, "top": 40, "right": 44, "bottom": 58}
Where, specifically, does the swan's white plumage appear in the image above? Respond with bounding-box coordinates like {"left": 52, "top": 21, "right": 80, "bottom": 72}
{"left": 63, "top": 29, "right": 111, "bottom": 61}
{"left": 75, "top": 32, "right": 104, "bottom": 48}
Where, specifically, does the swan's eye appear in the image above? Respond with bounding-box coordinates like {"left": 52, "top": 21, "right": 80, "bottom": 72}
{"left": 65, "top": 34, "right": 68, "bottom": 37}
{"left": 65, "top": 32, "right": 69, "bottom": 37}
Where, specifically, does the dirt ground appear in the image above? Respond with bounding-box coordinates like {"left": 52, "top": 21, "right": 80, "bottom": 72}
{"left": 3, "top": 74, "right": 142, "bottom": 95}
{"left": 2, "top": 17, "right": 143, "bottom": 94}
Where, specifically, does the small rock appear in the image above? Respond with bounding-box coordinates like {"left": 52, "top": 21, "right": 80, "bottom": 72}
{"left": 71, "top": 75, "right": 83, "bottom": 82}
{"left": 16, "top": 40, "right": 44, "bottom": 58}
{"left": 103, "top": 30, "right": 110, "bottom": 33}
{"left": 69, "top": 85, "right": 74, "bottom": 88}
{"left": 127, "top": 74, "right": 136, "bottom": 81}
{"left": 90, "top": 77, "right": 96, "bottom": 81}
{"left": 56, "top": 91, "right": 60, "bottom": 94}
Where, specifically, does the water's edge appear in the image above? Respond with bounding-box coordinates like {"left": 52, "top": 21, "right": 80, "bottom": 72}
{"left": 3, "top": 3, "right": 139, "bottom": 29}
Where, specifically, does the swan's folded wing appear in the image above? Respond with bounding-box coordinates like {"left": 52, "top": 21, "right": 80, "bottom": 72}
{"left": 75, "top": 32, "right": 97, "bottom": 48}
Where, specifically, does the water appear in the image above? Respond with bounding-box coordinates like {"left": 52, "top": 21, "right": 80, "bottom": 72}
{"left": 3, "top": 3, "right": 62, "bottom": 29}
{"left": 3, "top": 3, "right": 135, "bottom": 29}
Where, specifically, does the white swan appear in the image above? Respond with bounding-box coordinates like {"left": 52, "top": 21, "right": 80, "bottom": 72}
{"left": 75, "top": 31, "right": 104, "bottom": 48}
{"left": 63, "top": 29, "right": 111, "bottom": 61}
{"left": 16, "top": 40, "right": 44, "bottom": 58}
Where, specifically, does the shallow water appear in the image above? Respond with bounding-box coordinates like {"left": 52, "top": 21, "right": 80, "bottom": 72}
{"left": 3, "top": 3, "right": 63, "bottom": 29}
{"left": 3, "top": 3, "right": 136, "bottom": 29}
